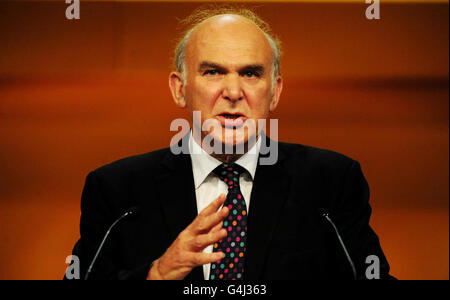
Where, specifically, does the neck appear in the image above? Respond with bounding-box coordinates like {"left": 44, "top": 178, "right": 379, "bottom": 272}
{"left": 210, "top": 152, "right": 244, "bottom": 164}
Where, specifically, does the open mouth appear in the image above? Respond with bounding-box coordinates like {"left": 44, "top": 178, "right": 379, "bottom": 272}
{"left": 216, "top": 113, "right": 248, "bottom": 127}
{"left": 220, "top": 113, "right": 245, "bottom": 119}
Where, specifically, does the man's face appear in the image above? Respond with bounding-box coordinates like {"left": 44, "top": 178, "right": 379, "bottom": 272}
{"left": 171, "top": 15, "right": 282, "bottom": 149}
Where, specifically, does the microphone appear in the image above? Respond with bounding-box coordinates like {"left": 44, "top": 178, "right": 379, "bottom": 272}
{"left": 318, "top": 208, "right": 357, "bottom": 280}
{"left": 84, "top": 206, "right": 140, "bottom": 280}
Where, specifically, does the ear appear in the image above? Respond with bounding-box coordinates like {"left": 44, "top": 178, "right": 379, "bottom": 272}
{"left": 169, "top": 71, "right": 186, "bottom": 108}
{"left": 269, "top": 75, "right": 283, "bottom": 112}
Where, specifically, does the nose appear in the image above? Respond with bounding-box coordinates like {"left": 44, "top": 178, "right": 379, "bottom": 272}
{"left": 222, "top": 73, "right": 243, "bottom": 103}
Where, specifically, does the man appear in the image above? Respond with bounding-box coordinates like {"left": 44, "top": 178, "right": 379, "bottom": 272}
{"left": 69, "top": 7, "right": 394, "bottom": 280}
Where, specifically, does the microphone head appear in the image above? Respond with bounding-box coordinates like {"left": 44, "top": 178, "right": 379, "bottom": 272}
{"left": 318, "top": 208, "right": 329, "bottom": 217}
{"left": 127, "top": 206, "right": 140, "bottom": 217}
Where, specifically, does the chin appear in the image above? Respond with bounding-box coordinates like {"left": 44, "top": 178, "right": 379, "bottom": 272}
{"left": 200, "top": 128, "right": 248, "bottom": 156}
{"left": 221, "top": 128, "right": 249, "bottom": 146}
{"left": 204, "top": 129, "right": 247, "bottom": 146}
{"left": 200, "top": 118, "right": 260, "bottom": 154}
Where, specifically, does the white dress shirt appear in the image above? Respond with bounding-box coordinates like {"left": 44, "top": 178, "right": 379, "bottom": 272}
{"left": 188, "top": 131, "right": 261, "bottom": 280}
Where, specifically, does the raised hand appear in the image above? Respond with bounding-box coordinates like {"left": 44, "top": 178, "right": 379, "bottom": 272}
{"left": 147, "top": 194, "right": 229, "bottom": 280}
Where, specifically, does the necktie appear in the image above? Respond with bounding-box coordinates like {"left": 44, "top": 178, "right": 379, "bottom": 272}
{"left": 210, "top": 163, "right": 248, "bottom": 280}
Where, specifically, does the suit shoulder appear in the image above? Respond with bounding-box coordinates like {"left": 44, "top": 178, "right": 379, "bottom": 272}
{"left": 91, "top": 147, "right": 171, "bottom": 179}
{"left": 278, "top": 141, "right": 357, "bottom": 170}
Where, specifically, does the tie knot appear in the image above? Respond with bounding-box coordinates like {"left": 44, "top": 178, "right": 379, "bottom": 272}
{"left": 213, "top": 163, "right": 246, "bottom": 183}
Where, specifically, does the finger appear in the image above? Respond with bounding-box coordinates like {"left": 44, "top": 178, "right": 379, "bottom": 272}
{"left": 191, "top": 228, "right": 227, "bottom": 251}
{"left": 194, "top": 205, "right": 229, "bottom": 234}
{"left": 189, "top": 194, "right": 227, "bottom": 233}
{"left": 188, "top": 251, "right": 225, "bottom": 267}
{"left": 210, "top": 221, "right": 223, "bottom": 234}
{"left": 199, "top": 194, "right": 226, "bottom": 217}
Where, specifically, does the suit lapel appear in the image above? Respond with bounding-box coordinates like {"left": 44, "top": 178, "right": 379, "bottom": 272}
{"left": 244, "top": 139, "right": 291, "bottom": 280}
{"left": 155, "top": 152, "right": 197, "bottom": 240}
{"left": 154, "top": 143, "right": 204, "bottom": 280}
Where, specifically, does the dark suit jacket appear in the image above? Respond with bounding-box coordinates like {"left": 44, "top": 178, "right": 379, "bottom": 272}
{"left": 69, "top": 137, "right": 394, "bottom": 280}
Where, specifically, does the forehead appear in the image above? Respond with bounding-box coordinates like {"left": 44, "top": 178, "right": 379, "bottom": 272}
{"left": 185, "top": 15, "right": 273, "bottom": 68}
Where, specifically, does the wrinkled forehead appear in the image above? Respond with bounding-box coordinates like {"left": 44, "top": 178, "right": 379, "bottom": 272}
{"left": 185, "top": 15, "right": 273, "bottom": 69}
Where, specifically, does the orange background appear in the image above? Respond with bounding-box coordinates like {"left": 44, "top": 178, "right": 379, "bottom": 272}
{"left": 0, "top": 1, "right": 448, "bottom": 280}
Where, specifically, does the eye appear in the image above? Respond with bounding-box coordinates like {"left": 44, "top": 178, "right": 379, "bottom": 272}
{"left": 204, "top": 69, "right": 219, "bottom": 76}
{"left": 243, "top": 71, "right": 260, "bottom": 78}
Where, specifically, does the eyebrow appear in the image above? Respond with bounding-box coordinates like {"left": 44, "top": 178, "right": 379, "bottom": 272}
{"left": 198, "top": 62, "right": 227, "bottom": 72}
{"left": 198, "top": 61, "right": 265, "bottom": 75}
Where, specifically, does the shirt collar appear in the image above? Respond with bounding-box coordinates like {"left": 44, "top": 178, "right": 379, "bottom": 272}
{"left": 189, "top": 130, "right": 261, "bottom": 189}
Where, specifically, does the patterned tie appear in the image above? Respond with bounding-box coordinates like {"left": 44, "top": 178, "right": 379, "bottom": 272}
{"left": 210, "top": 163, "right": 248, "bottom": 280}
